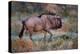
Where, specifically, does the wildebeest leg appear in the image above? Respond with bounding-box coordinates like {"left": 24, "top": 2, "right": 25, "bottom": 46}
{"left": 19, "top": 22, "right": 25, "bottom": 39}
{"left": 29, "top": 33, "right": 32, "bottom": 41}
{"left": 43, "top": 31, "right": 47, "bottom": 41}
{"left": 48, "top": 31, "right": 53, "bottom": 42}
{"left": 28, "top": 29, "right": 33, "bottom": 41}
{"left": 44, "top": 29, "right": 53, "bottom": 42}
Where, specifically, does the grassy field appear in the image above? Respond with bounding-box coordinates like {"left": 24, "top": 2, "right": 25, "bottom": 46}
{"left": 11, "top": 32, "right": 78, "bottom": 52}
{"left": 11, "top": 16, "right": 78, "bottom": 53}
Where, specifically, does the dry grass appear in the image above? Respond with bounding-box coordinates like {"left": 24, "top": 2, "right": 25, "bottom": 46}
{"left": 12, "top": 39, "right": 33, "bottom": 52}
{"left": 11, "top": 34, "right": 78, "bottom": 53}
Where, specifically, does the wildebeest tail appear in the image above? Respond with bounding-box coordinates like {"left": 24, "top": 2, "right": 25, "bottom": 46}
{"left": 19, "top": 21, "right": 25, "bottom": 39}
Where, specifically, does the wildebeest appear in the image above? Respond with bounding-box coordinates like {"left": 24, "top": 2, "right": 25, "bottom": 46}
{"left": 19, "top": 13, "right": 62, "bottom": 41}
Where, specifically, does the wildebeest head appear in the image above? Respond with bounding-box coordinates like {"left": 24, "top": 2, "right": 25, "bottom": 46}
{"left": 40, "top": 13, "right": 62, "bottom": 29}
{"left": 48, "top": 15, "right": 62, "bottom": 29}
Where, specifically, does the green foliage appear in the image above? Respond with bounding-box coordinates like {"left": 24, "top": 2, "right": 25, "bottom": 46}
{"left": 60, "top": 35, "right": 72, "bottom": 40}
{"left": 68, "top": 17, "right": 78, "bottom": 33}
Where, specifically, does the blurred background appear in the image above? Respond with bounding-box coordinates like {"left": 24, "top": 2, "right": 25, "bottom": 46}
{"left": 10, "top": 1, "right": 78, "bottom": 52}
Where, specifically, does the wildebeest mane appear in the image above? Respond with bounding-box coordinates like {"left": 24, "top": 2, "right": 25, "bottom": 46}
{"left": 38, "top": 12, "right": 56, "bottom": 18}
